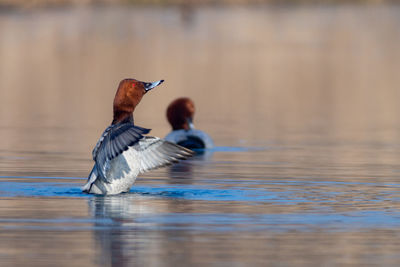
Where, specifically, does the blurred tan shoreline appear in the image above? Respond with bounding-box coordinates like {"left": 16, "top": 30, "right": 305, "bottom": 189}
{"left": 1, "top": 4, "right": 400, "bottom": 147}
{"left": 0, "top": 0, "right": 396, "bottom": 9}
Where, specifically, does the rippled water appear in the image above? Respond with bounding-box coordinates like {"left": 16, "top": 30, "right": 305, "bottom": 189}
{"left": 1, "top": 4, "right": 400, "bottom": 266}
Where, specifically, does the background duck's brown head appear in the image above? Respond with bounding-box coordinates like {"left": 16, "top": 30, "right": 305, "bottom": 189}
{"left": 167, "top": 97, "right": 195, "bottom": 130}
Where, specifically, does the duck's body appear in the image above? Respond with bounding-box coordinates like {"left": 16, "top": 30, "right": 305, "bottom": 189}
{"left": 82, "top": 79, "right": 193, "bottom": 195}
{"left": 84, "top": 136, "right": 190, "bottom": 195}
{"left": 165, "top": 129, "right": 214, "bottom": 150}
{"left": 165, "top": 97, "right": 214, "bottom": 150}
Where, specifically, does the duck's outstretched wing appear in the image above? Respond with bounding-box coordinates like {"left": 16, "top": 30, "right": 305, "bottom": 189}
{"left": 133, "top": 136, "right": 194, "bottom": 173}
{"left": 92, "top": 123, "right": 150, "bottom": 180}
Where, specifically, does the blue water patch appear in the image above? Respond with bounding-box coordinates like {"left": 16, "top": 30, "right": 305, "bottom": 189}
{"left": 1, "top": 177, "right": 400, "bottom": 205}
{"left": 3, "top": 211, "right": 400, "bottom": 232}
{"left": 131, "top": 211, "right": 400, "bottom": 231}
{"left": 0, "top": 180, "right": 293, "bottom": 202}
{"left": 2, "top": 176, "right": 400, "bottom": 232}
{"left": 0, "top": 181, "right": 85, "bottom": 198}
{"left": 130, "top": 185, "right": 286, "bottom": 202}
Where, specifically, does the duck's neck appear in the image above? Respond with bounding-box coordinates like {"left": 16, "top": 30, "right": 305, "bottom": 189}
{"left": 112, "top": 111, "right": 133, "bottom": 125}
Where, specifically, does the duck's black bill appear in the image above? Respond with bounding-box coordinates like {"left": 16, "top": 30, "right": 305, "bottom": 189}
{"left": 143, "top": 80, "right": 164, "bottom": 92}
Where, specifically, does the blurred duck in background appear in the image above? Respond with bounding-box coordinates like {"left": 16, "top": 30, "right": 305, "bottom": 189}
{"left": 165, "top": 97, "right": 214, "bottom": 150}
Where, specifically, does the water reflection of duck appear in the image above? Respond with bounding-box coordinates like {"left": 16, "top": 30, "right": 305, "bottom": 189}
{"left": 82, "top": 79, "right": 193, "bottom": 195}
{"left": 164, "top": 97, "right": 214, "bottom": 150}
{"left": 89, "top": 195, "right": 157, "bottom": 266}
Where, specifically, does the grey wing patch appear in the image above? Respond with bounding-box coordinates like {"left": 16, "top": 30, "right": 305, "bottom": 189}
{"left": 92, "top": 123, "right": 150, "bottom": 180}
{"left": 134, "top": 136, "right": 194, "bottom": 173}
{"left": 92, "top": 125, "right": 113, "bottom": 160}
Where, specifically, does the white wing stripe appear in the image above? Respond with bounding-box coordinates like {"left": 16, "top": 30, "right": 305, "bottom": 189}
{"left": 132, "top": 137, "right": 194, "bottom": 174}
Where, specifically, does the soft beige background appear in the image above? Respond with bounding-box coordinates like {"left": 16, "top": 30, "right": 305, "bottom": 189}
{"left": 1, "top": 5, "right": 400, "bottom": 266}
